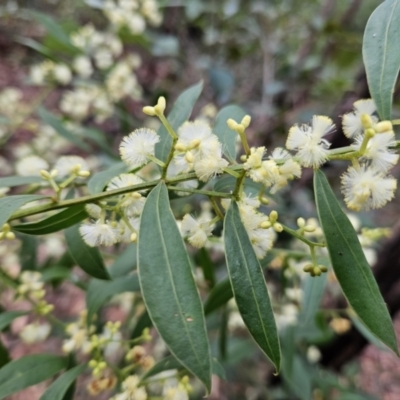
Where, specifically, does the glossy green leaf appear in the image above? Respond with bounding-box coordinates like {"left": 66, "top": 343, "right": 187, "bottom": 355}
{"left": 86, "top": 274, "right": 140, "bottom": 323}
{"left": 204, "top": 278, "right": 233, "bottom": 315}
{"left": 0, "top": 311, "right": 27, "bottom": 331}
{"left": 15, "top": 37, "right": 54, "bottom": 58}
{"left": 0, "top": 194, "right": 48, "bottom": 227}
{"left": 13, "top": 205, "right": 88, "bottom": 235}
{"left": 156, "top": 81, "right": 203, "bottom": 162}
{"left": 0, "top": 354, "right": 68, "bottom": 400}
{"left": 87, "top": 162, "right": 128, "bottom": 194}
{"left": 138, "top": 182, "right": 211, "bottom": 391}
{"left": 38, "top": 108, "right": 91, "bottom": 152}
{"left": 65, "top": 225, "right": 110, "bottom": 280}
{"left": 314, "top": 169, "right": 398, "bottom": 354}
{"left": 224, "top": 202, "right": 281, "bottom": 372}
{"left": 363, "top": 0, "right": 400, "bottom": 120}
{"left": 213, "top": 105, "right": 246, "bottom": 161}
{"left": 39, "top": 364, "right": 86, "bottom": 400}
{"left": 0, "top": 176, "right": 42, "bottom": 188}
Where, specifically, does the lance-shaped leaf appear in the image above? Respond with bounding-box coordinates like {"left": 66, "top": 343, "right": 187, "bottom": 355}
{"left": 314, "top": 169, "right": 398, "bottom": 354}
{"left": 224, "top": 202, "right": 281, "bottom": 372}
{"left": 65, "top": 225, "right": 110, "bottom": 280}
{"left": 39, "top": 364, "right": 86, "bottom": 400}
{"left": 138, "top": 183, "right": 211, "bottom": 391}
{"left": 0, "top": 354, "right": 68, "bottom": 400}
{"left": 363, "top": 0, "right": 400, "bottom": 120}
{"left": 213, "top": 105, "right": 246, "bottom": 161}
{"left": 155, "top": 81, "right": 203, "bottom": 162}
{"left": 0, "top": 194, "right": 49, "bottom": 227}
{"left": 13, "top": 205, "right": 88, "bottom": 235}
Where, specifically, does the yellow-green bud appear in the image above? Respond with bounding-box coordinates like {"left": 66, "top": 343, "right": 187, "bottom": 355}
{"left": 131, "top": 232, "right": 138, "bottom": 242}
{"left": 319, "top": 265, "right": 328, "bottom": 273}
{"left": 303, "top": 264, "right": 313, "bottom": 273}
{"left": 273, "top": 222, "right": 283, "bottom": 233}
{"left": 240, "top": 154, "right": 247, "bottom": 162}
{"left": 185, "top": 151, "right": 194, "bottom": 163}
{"left": 227, "top": 118, "right": 238, "bottom": 130}
{"left": 40, "top": 170, "right": 51, "bottom": 180}
{"left": 236, "top": 124, "right": 245, "bottom": 134}
{"left": 313, "top": 266, "right": 321, "bottom": 276}
{"left": 78, "top": 170, "right": 90, "bottom": 178}
{"left": 88, "top": 359, "right": 97, "bottom": 368}
{"left": 174, "top": 143, "right": 186, "bottom": 152}
{"left": 374, "top": 120, "right": 393, "bottom": 133}
{"left": 361, "top": 113, "right": 373, "bottom": 129}
{"left": 304, "top": 225, "right": 316, "bottom": 232}
{"left": 260, "top": 220, "right": 271, "bottom": 229}
{"left": 142, "top": 106, "right": 156, "bottom": 116}
{"left": 260, "top": 196, "right": 269, "bottom": 205}
{"left": 241, "top": 115, "right": 251, "bottom": 128}
{"left": 297, "top": 217, "right": 305, "bottom": 228}
{"left": 269, "top": 210, "right": 278, "bottom": 223}
{"left": 365, "top": 128, "right": 375, "bottom": 138}
{"left": 157, "top": 96, "right": 166, "bottom": 112}
{"left": 189, "top": 139, "right": 200, "bottom": 149}
{"left": 5, "top": 232, "right": 15, "bottom": 240}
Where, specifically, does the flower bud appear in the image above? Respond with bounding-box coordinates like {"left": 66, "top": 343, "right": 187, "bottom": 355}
{"left": 361, "top": 113, "right": 373, "bottom": 129}
{"left": 142, "top": 106, "right": 156, "bottom": 116}
{"left": 297, "top": 217, "right": 305, "bottom": 228}
{"left": 269, "top": 210, "right": 278, "bottom": 223}
{"left": 241, "top": 115, "right": 251, "bottom": 128}
{"left": 374, "top": 120, "right": 393, "bottom": 133}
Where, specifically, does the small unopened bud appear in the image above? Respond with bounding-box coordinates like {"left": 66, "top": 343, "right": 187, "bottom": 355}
{"left": 78, "top": 170, "right": 90, "bottom": 178}
{"left": 132, "top": 192, "right": 142, "bottom": 199}
{"left": 227, "top": 118, "right": 238, "bottom": 131}
{"left": 375, "top": 120, "right": 393, "bottom": 133}
{"left": 240, "top": 154, "right": 247, "bottom": 162}
{"left": 156, "top": 96, "right": 166, "bottom": 112}
{"left": 5, "top": 232, "right": 15, "bottom": 240}
{"left": 72, "top": 164, "right": 82, "bottom": 174}
{"left": 131, "top": 232, "right": 138, "bottom": 242}
{"left": 269, "top": 210, "right": 278, "bottom": 223}
{"left": 260, "top": 196, "right": 269, "bottom": 205}
{"left": 304, "top": 225, "right": 316, "bottom": 232}
{"left": 88, "top": 359, "right": 97, "bottom": 368}
{"left": 189, "top": 139, "right": 200, "bottom": 149}
{"left": 260, "top": 220, "right": 271, "bottom": 229}
{"left": 175, "top": 143, "right": 186, "bottom": 152}
{"left": 143, "top": 106, "right": 156, "bottom": 116}
{"left": 361, "top": 113, "right": 373, "bottom": 129}
{"left": 236, "top": 124, "right": 245, "bottom": 134}
{"left": 40, "top": 170, "right": 51, "bottom": 180}
{"left": 185, "top": 151, "right": 194, "bottom": 163}
{"left": 273, "top": 223, "right": 283, "bottom": 233}
{"left": 313, "top": 266, "right": 321, "bottom": 276}
{"left": 50, "top": 169, "right": 58, "bottom": 178}
{"left": 303, "top": 264, "right": 313, "bottom": 273}
{"left": 297, "top": 217, "right": 305, "bottom": 228}
{"left": 142, "top": 327, "right": 152, "bottom": 342}
{"left": 365, "top": 128, "right": 375, "bottom": 138}
{"left": 241, "top": 115, "right": 251, "bottom": 128}
{"left": 319, "top": 265, "right": 328, "bottom": 273}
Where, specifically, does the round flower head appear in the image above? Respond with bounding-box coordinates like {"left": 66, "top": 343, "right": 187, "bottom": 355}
{"left": 194, "top": 151, "right": 228, "bottom": 182}
{"left": 106, "top": 173, "right": 143, "bottom": 191}
{"left": 79, "top": 220, "right": 118, "bottom": 247}
{"left": 177, "top": 120, "right": 220, "bottom": 158}
{"left": 286, "top": 115, "right": 334, "bottom": 168}
{"left": 341, "top": 165, "right": 397, "bottom": 211}
{"left": 181, "top": 214, "right": 215, "bottom": 248}
{"left": 16, "top": 155, "right": 49, "bottom": 176}
{"left": 119, "top": 128, "right": 159, "bottom": 169}
{"left": 54, "top": 156, "right": 89, "bottom": 177}
{"left": 342, "top": 99, "right": 377, "bottom": 138}
{"left": 352, "top": 131, "right": 399, "bottom": 173}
